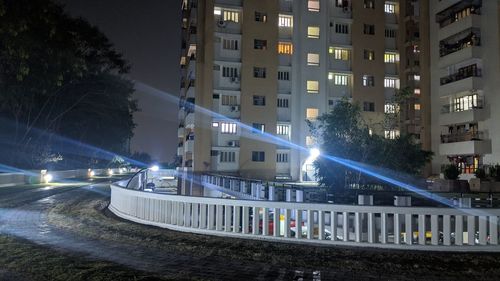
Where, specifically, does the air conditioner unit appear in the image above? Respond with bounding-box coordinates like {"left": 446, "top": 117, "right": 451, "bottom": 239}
{"left": 343, "top": 6, "right": 349, "bottom": 12}
{"left": 217, "top": 20, "right": 227, "bottom": 28}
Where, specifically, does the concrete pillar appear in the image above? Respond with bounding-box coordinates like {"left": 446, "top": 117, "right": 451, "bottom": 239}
{"left": 268, "top": 185, "right": 276, "bottom": 201}
{"left": 285, "top": 189, "right": 295, "bottom": 202}
{"left": 296, "top": 190, "right": 304, "bottom": 202}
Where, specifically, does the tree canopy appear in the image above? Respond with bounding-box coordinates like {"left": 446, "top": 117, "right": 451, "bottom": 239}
{"left": 309, "top": 99, "right": 433, "bottom": 191}
{"left": 0, "top": 0, "right": 138, "bottom": 169}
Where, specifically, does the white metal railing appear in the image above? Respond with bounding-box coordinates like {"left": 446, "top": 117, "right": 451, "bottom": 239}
{"left": 109, "top": 184, "right": 500, "bottom": 251}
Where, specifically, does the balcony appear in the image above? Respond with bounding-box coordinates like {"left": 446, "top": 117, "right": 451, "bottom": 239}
{"left": 279, "top": 0, "right": 293, "bottom": 13}
{"left": 439, "top": 76, "right": 482, "bottom": 97}
{"left": 441, "top": 131, "right": 483, "bottom": 144}
{"left": 436, "top": 0, "right": 481, "bottom": 28}
{"left": 439, "top": 30, "right": 480, "bottom": 58}
{"left": 439, "top": 139, "right": 491, "bottom": 156}
{"left": 185, "top": 139, "right": 194, "bottom": 153}
{"left": 185, "top": 112, "right": 195, "bottom": 129}
{"left": 440, "top": 104, "right": 487, "bottom": 126}
{"left": 440, "top": 65, "right": 481, "bottom": 86}
{"left": 329, "top": 59, "right": 351, "bottom": 72}
{"left": 438, "top": 14, "right": 481, "bottom": 41}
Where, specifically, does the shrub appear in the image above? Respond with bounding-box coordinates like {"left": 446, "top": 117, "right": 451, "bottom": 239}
{"left": 443, "top": 164, "right": 460, "bottom": 180}
{"left": 474, "top": 168, "right": 487, "bottom": 180}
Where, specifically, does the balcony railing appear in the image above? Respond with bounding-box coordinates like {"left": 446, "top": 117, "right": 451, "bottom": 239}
{"left": 441, "top": 99, "right": 483, "bottom": 114}
{"left": 441, "top": 131, "right": 483, "bottom": 143}
{"left": 439, "top": 32, "right": 480, "bottom": 57}
{"left": 440, "top": 67, "right": 481, "bottom": 85}
{"left": 437, "top": 6, "right": 481, "bottom": 28}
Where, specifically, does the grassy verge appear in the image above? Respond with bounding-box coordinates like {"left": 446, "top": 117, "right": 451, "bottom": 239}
{"left": 0, "top": 235, "right": 172, "bottom": 281}
{"left": 47, "top": 192, "right": 500, "bottom": 280}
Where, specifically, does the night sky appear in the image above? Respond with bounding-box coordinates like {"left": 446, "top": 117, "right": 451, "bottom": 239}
{"left": 60, "top": 0, "right": 181, "bottom": 163}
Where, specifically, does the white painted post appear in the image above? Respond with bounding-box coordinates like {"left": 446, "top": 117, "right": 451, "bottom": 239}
{"left": 263, "top": 208, "right": 269, "bottom": 236}
{"left": 225, "top": 205, "right": 232, "bottom": 232}
{"left": 252, "top": 207, "right": 260, "bottom": 235}
{"left": 418, "top": 214, "right": 426, "bottom": 245}
{"left": 296, "top": 210, "right": 302, "bottom": 239}
{"left": 355, "top": 212, "right": 361, "bottom": 243}
{"left": 479, "top": 216, "right": 487, "bottom": 245}
{"left": 234, "top": 206, "right": 241, "bottom": 233}
{"left": 200, "top": 203, "right": 207, "bottom": 229}
{"left": 178, "top": 201, "right": 184, "bottom": 226}
{"left": 343, "top": 212, "right": 349, "bottom": 242}
{"left": 307, "top": 210, "right": 314, "bottom": 240}
{"left": 431, "top": 215, "right": 439, "bottom": 245}
{"left": 171, "top": 201, "right": 177, "bottom": 225}
{"left": 242, "top": 206, "right": 250, "bottom": 234}
{"left": 455, "top": 215, "right": 463, "bottom": 245}
{"left": 467, "top": 216, "right": 475, "bottom": 245}
{"left": 273, "top": 208, "right": 280, "bottom": 237}
{"left": 216, "top": 205, "right": 223, "bottom": 231}
{"left": 284, "top": 209, "right": 291, "bottom": 238}
{"left": 490, "top": 216, "right": 498, "bottom": 245}
{"left": 331, "top": 211, "right": 337, "bottom": 241}
{"left": 405, "top": 214, "right": 412, "bottom": 245}
{"left": 394, "top": 214, "right": 400, "bottom": 244}
{"left": 208, "top": 204, "right": 215, "bottom": 230}
{"left": 318, "top": 211, "right": 325, "bottom": 240}
{"left": 381, "top": 213, "right": 387, "bottom": 244}
{"left": 184, "top": 202, "right": 191, "bottom": 227}
{"left": 367, "top": 212, "right": 375, "bottom": 243}
{"left": 443, "top": 215, "right": 451, "bottom": 246}
{"left": 192, "top": 203, "right": 199, "bottom": 228}
{"left": 166, "top": 200, "right": 172, "bottom": 224}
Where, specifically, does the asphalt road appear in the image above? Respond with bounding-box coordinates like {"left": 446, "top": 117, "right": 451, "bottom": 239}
{"left": 1, "top": 177, "right": 500, "bottom": 281}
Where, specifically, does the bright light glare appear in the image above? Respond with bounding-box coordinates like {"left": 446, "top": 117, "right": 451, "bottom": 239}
{"left": 150, "top": 165, "right": 159, "bottom": 172}
{"left": 43, "top": 173, "right": 53, "bottom": 183}
{"left": 108, "top": 169, "right": 114, "bottom": 176}
{"left": 89, "top": 170, "right": 95, "bottom": 177}
{"left": 310, "top": 148, "right": 320, "bottom": 159}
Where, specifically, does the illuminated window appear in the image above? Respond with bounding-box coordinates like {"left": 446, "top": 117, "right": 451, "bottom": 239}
{"left": 334, "top": 74, "right": 349, "bottom": 85}
{"left": 221, "top": 95, "right": 237, "bottom": 106}
{"left": 331, "top": 48, "right": 350, "bottom": 60}
{"left": 384, "top": 103, "right": 399, "bottom": 114}
{"left": 223, "top": 10, "right": 240, "bottom": 22}
{"left": 214, "top": 7, "right": 222, "bottom": 15}
{"left": 277, "top": 125, "right": 290, "bottom": 135}
{"left": 307, "top": 53, "right": 320, "bottom": 66}
{"left": 414, "top": 104, "right": 421, "bottom": 110}
{"left": 414, "top": 74, "right": 420, "bottom": 81}
{"left": 307, "top": 26, "right": 320, "bottom": 38}
{"left": 220, "top": 122, "right": 237, "bottom": 134}
{"left": 306, "top": 80, "right": 319, "bottom": 93}
{"left": 384, "top": 130, "right": 400, "bottom": 139}
{"left": 384, "top": 77, "right": 400, "bottom": 89}
{"left": 385, "top": 2, "right": 396, "bottom": 13}
{"left": 328, "top": 73, "right": 333, "bottom": 80}
{"left": 308, "top": 0, "right": 320, "bottom": 12}
{"left": 384, "top": 52, "right": 399, "bottom": 63}
{"left": 414, "top": 88, "right": 421, "bottom": 95}
{"left": 278, "top": 15, "right": 293, "bottom": 27}
{"left": 306, "top": 108, "right": 319, "bottom": 120}
{"left": 278, "top": 42, "right": 293, "bottom": 54}
{"left": 212, "top": 122, "right": 219, "bottom": 127}
{"left": 254, "top": 11, "right": 267, "bottom": 22}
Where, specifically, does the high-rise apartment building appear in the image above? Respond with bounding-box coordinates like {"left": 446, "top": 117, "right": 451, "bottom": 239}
{"left": 178, "top": 0, "right": 432, "bottom": 195}
{"left": 429, "top": 0, "right": 499, "bottom": 177}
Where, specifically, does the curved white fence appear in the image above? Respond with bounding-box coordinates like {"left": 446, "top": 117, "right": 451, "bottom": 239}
{"left": 109, "top": 183, "right": 500, "bottom": 251}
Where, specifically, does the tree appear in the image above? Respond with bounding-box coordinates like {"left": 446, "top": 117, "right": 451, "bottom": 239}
{"left": 0, "top": 0, "right": 137, "bottom": 169}
{"left": 309, "top": 99, "right": 433, "bottom": 191}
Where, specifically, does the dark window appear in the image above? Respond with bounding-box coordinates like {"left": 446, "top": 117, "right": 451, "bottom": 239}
{"left": 253, "top": 95, "right": 266, "bottom": 106}
{"left": 363, "top": 0, "right": 375, "bottom": 9}
{"left": 252, "top": 151, "right": 265, "bottom": 162}
{"left": 213, "top": 94, "right": 220, "bottom": 99}
{"left": 385, "top": 28, "right": 396, "bottom": 38}
{"left": 363, "top": 24, "right": 375, "bottom": 35}
{"left": 277, "top": 98, "right": 289, "bottom": 108}
{"left": 254, "top": 39, "right": 267, "bottom": 50}
{"left": 363, "top": 49, "right": 375, "bottom": 60}
{"left": 252, "top": 123, "right": 265, "bottom": 133}
{"left": 253, "top": 67, "right": 266, "bottom": 78}
{"left": 362, "top": 75, "right": 375, "bottom": 87}
{"left": 335, "top": 23, "right": 349, "bottom": 34}
{"left": 363, "top": 102, "right": 375, "bottom": 112}
{"left": 255, "top": 11, "right": 267, "bottom": 22}
{"left": 278, "top": 71, "right": 290, "bottom": 80}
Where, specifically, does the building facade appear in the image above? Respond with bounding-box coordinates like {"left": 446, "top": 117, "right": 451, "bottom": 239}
{"left": 429, "top": 0, "right": 500, "bottom": 177}
{"left": 178, "top": 0, "right": 433, "bottom": 195}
